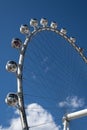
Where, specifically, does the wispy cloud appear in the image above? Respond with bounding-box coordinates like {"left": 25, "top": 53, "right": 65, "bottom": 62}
{"left": 41, "top": 57, "right": 48, "bottom": 64}
{"left": 31, "top": 72, "right": 36, "bottom": 79}
{"left": 0, "top": 103, "right": 60, "bottom": 130}
{"left": 58, "top": 96, "right": 84, "bottom": 111}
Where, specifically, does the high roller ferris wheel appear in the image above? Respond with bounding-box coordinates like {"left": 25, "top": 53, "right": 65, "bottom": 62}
{"left": 5, "top": 18, "right": 87, "bottom": 130}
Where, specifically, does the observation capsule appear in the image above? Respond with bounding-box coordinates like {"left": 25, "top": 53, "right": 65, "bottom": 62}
{"left": 40, "top": 18, "right": 48, "bottom": 27}
{"left": 6, "top": 61, "right": 17, "bottom": 72}
{"left": 50, "top": 22, "right": 57, "bottom": 29}
{"left": 5, "top": 93, "right": 18, "bottom": 106}
{"left": 70, "top": 37, "right": 76, "bottom": 43}
{"left": 79, "top": 47, "right": 84, "bottom": 53}
{"left": 11, "top": 38, "right": 22, "bottom": 49}
{"left": 30, "top": 18, "right": 38, "bottom": 28}
{"left": 20, "top": 24, "right": 30, "bottom": 34}
{"left": 60, "top": 28, "right": 67, "bottom": 35}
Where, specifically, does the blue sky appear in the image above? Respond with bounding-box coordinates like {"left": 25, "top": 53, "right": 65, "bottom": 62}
{"left": 0, "top": 0, "right": 87, "bottom": 130}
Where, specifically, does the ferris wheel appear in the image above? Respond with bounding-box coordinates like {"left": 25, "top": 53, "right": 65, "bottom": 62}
{"left": 5, "top": 18, "right": 87, "bottom": 130}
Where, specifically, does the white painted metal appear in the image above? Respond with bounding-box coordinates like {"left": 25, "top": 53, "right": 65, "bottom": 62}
{"left": 66, "top": 109, "right": 87, "bottom": 121}
{"left": 7, "top": 19, "right": 87, "bottom": 130}
{"left": 63, "top": 120, "right": 67, "bottom": 130}
{"left": 17, "top": 38, "right": 29, "bottom": 130}
{"left": 17, "top": 26, "right": 87, "bottom": 130}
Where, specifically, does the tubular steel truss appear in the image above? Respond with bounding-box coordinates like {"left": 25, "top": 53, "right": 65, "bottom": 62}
{"left": 5, "top": 18, "right": 87, "bottom": 130}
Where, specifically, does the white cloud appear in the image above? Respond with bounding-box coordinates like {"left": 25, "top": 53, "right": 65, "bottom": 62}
{"left": 59, "top": 96, "right": 84, "bottom": 111}
{"left": 0, "top": 103, "right": 60, "bottom": 130}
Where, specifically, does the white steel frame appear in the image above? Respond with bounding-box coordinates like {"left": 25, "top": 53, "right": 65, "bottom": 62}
{"left": 7, "top": 18, "right": 87, "bottom": 130}
{"left": 63, "top": 109, "right": 87, "bottom": 130}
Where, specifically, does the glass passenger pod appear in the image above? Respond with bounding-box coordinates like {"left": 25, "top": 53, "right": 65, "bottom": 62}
{"left": 50, "top": 22, "right": 57, "bottom": 29}
{"left": 60, "top": 28, "right": 67, "bottom": 35}
{"left": 79, "top": 47, "right": 84, "bottom": 53}
{"left": 11, "top": 38, "right": 22, "bottom": 49}
{"left": 6, "top": 61, "right": 17, "bottom": 72}
{"left": 5, "top": 93, "right": 18, "bottom": 106}
{"left": 69, "top": 37, "right": 76, "bottom": 43}
{"left": 40, "top": 18, "right": 48, "bottom": 27}
{"left": 20, "top": 24, "right": 30, "bottom": 34}
{"left": 30, "top": 18, "right": 38, "bottom": 28}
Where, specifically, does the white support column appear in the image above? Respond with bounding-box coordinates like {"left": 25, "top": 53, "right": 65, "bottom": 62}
{"left": 62, "top": 109, "right": 87, "bottom": 130}
{"left": 63, "top": 119, "right": 67, "bottom": 130}
{"left": 63, "top": 117, "right": 70, "bottom": 130}
{"left": 67, "top": 123, "right": 70, "bottom": 130}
